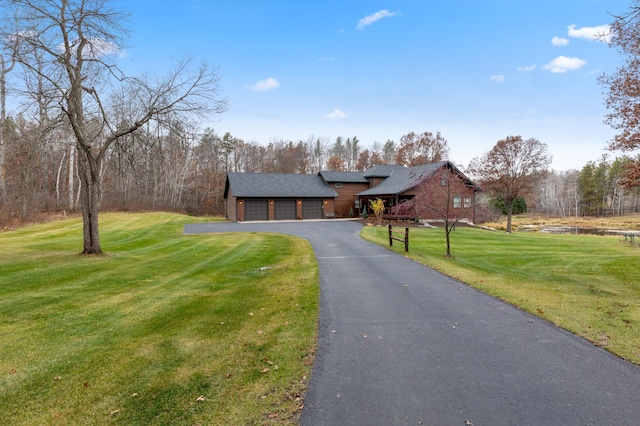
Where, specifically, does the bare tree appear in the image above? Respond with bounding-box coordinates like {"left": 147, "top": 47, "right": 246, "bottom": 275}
{"left": 382, "top": 139, "right": 395, "bottom": 164}
{"left": 418, "top": 167, "right": 476, "bottom": 257}
{"left": 0, "top": 8, "right": 18, "bottom": 201}
{"left": 7, "top": 0, "right": 226, "bottom": 254}
{"left": 599, "top": 1, "right": 640, "bottom": 187}
{"left": 394, "top": 131, "right": 449, "bottom": 167}
{"left": 468, "top": 136, "right": 551, "bottom": 233}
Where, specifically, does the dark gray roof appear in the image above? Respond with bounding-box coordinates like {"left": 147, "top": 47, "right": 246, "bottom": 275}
{"left": 319, "top": 171, "right": 369, "bottom": 183}
{"left": 362, "top": 164, "right": 399, "bottom": 178}
{"left": 357, "top": 162, "right": 447, "bottom": 196}
{"left": 225, "top": 172, "right": 338, "bottom": 198}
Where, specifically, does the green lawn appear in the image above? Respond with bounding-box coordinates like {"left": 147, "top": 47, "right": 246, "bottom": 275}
{"left": 0, "top": 213, "right": 319, "bottom": 425}
{"left": 361, "top": 225, "right": 640, "bottom": 365}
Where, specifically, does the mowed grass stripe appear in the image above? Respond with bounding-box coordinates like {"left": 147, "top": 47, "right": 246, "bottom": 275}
{"left": 361, "top": 226, "right": 640, "bottom": 365}
{"left": 0, "top": 213, "right": 318, "bottom": 425}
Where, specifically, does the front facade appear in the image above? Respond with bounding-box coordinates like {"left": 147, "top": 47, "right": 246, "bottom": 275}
{"left": 357, "top": 162, "right": 481, "bottom": 221}
{"left": 224, "top": 162, "right": 481, "bottom": 221}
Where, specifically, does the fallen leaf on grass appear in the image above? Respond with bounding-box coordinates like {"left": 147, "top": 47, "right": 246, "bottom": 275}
{"left": 109, "top": 409, "right": 120, "bottom": 417}
{"left": 53, "top": 376, "right": 62, "bottom": 381}
{"left": 132, "top": 393, "right": 138, "bottom": 397}
{"left": 268, "top": 413, "right": 279, "bottom": 419}
{"left": 196, "top": 395, "right": 206, "bottom": 402}
{"left": 261, "top": 368, "right": 270, "bottom": 373}
{"left": 10, "top": 368, "right": 16, "bottom": 374}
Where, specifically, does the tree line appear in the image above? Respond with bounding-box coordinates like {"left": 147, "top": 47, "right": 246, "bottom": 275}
{"left": 3, "top": 108, "right": 639, "bottom": 229}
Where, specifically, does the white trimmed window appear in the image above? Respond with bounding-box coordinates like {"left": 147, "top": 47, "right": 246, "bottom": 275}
{"left": 453, "top": 196, "right": 461, "bottom": 208}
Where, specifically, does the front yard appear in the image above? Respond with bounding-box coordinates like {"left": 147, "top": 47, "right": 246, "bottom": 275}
{"left": 0, "top": 213, "right": 318, "bottom": 425}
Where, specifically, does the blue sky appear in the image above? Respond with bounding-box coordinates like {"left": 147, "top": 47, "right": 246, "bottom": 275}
{"left": 122, "top": 0, "right": 631, "bottom": 171}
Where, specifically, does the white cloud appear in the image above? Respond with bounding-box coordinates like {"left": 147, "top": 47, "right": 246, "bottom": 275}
{"left": 552, "top": 36, "right": 570, "bottom": 46}
{"left": 356, "top": 10, "right": 398, "bottom": 30}
{"left": 543, "top": 56, "right": 586, "bottom": 73}
{"left": 325, "top": 109, "right": 347, "bottom": 120}
{"left": 57, "top": 38, "right": 127, "bottom": 58}
{"left": 248, "top": 77, "right": 280, "bottom": 92}
{"left": 490, "top": 75, "right": 505, "bottom": 83}
{"left": 568, "top": 24, "right": 612, "bottom": 43}
{"left": 518, "top": 64, "right": 536, "bottom": 72}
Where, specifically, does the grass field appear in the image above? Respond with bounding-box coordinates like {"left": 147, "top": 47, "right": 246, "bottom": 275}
{"left": 361, "top": 225, "right": 640, "bottom": 365}
{"left": 0, "top": 213, "right": 319, "bottom": 425}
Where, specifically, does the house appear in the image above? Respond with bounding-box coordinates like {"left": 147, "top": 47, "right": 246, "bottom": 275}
{"left": 224, "top": 161, "right": 480, "bottom": 221}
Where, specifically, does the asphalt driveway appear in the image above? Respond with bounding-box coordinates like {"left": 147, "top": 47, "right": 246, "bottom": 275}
{"left": 184, "top": 220, "right": 640, "bottom": 425}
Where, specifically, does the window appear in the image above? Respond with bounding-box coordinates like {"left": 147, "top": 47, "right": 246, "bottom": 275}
{"left": 463, "top": 197, "right": 472, "bottom": 208}
{"left": 335, "top": 183, "right": 343, "bottom": 188}
{"left": 453, "top": 196, "right": 461, "bottom": 208}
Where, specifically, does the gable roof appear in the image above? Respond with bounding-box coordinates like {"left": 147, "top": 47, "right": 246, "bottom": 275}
{"left": 225, "top": 172, "right": 339, "bottom": 199}
{"left": 358, "top": 163, "right": 445, "bottom": 196}
{"left": 357, "top": 161, "right": 481, "bottom": 197}
{"left": 318, "top": 171, "right": 369, "bottom": 183}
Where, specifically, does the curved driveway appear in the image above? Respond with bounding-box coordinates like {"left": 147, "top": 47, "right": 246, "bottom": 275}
{"left": 184, "top": 220, "right": 640, "bottom": 425}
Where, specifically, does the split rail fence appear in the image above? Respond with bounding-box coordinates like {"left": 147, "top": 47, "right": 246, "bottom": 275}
{"left": 388, "top": 225, "right": 409, "bottom": 252}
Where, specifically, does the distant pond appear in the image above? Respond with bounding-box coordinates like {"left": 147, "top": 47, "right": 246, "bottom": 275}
{"left": 519, "top": 225, "right": 640, "bottom": 237}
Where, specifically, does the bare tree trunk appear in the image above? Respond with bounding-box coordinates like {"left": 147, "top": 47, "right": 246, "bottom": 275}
{"left": 68, "top": 142, "right": 75, "bottom": 210}
{"left": 506, "top": 200, "right": 514, "bottom": 233}
{"left": 0, "top": 57, "right": 12, "bottom": 199}
{"left": 55, "top": 151, "right": 66, "bottom": 208}
{"left": 76, "top": 145, "right": 102, "bottom": 254}
{"left": 0, "top": 68, "right": 5, "bottom": 198}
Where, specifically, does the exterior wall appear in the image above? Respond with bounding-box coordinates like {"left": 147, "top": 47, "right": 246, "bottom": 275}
{"left": 323, "top": 199, "right": 335, "bottom": 218}
{"left": 405, "top": 168, "right": 477, "bottom": 221}
{"left": 332, "top": 182, "right": 369, "bottom": 217}
{"left": 296, "top": 199, "right": 303, "bottom": 220}
{"left": 227, "top": 187, "right": 238, "bottom": 221}
{"left": 369, "top": 177, "right": 385, "bottom": 188}
{"left": 236, "top": 199, "right": 244, "bottom": 221}
{"left": 268, "top": 199, "right": 275, "bottom": 220}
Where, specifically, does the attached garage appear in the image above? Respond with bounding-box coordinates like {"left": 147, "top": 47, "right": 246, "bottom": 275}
{"left": 224, "top": 172, "right": 338, "bottom": 221}
{"left": 275, "top": 199, "right": 297, "bottom": 220}
{"left": 302, "top": 199, "right": 324, "bottom": 219}
{"left": 244, "top": 199, "right": 268, "bottom": 221}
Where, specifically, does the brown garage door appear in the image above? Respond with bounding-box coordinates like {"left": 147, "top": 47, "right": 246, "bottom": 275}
{"left": 302, "top": 199, "right": 323, "bottom": 219}
{"left": 275, "top": 199, "right": 296, "bottom": 220}
{"left": 244, "top": 199, "right": 268, "bottom": 221}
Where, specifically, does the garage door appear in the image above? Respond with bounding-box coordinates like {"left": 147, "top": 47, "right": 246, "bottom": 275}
{"left": 302, "top": 199, "right": 323, "bottom": 219}
{"left": 244, "top": 199, "right": 268, "bottom": 221}
{"left": 275, "top": 199, "right": 296, "bottom": 220}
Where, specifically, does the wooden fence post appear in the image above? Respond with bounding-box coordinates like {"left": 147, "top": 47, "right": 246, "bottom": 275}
{"left": 404, "top": 227, "right": 409, "bottom": 252}
{"left": 388, "top": 224, "right": 409, "bottom": 252}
